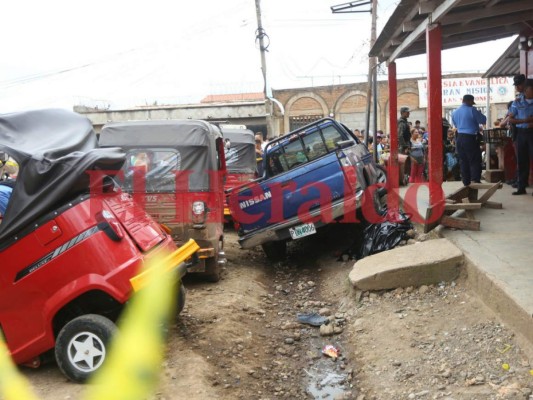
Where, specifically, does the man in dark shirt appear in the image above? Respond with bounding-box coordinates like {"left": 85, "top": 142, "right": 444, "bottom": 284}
{"left": 398, "top": 106, "right": 411, "bottom": 154}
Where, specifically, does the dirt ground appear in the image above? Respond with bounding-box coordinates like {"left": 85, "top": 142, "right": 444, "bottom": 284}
{"left": 22, "top": 223, "right": 533, "bottom": 400}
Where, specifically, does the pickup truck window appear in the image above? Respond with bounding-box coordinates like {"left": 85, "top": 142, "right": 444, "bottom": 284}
{"left": 267, "top": 123, "right": 348, "bottom": 177}
{"left": 283, "top": 139, "right": 308, "bottom": 170}
{"left": 302, "top": 132, "right": 328, "bottom": 161}
{"left": 321, "top": 125, "right": 344, "bottom": 151}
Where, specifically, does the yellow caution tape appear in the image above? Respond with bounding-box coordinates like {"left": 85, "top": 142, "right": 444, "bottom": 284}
{"left": 0, "top": 339, "right": 40, "bottom": 400}
{"left": 84, "top": 241, "right": 195, "bottom": 399}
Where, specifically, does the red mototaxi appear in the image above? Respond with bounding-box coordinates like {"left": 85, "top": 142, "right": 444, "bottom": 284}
{"left": 0, "top": 109, "right": 191, "bottom": 383}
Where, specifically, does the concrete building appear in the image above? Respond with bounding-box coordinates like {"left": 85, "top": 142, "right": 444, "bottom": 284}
{"left": 77, "top": 73, "right": 512, "bottom": 137}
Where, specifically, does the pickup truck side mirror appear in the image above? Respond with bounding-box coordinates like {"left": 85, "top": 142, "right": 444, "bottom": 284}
{"left": 336, "top": 139, "right": 356, "bottom": 149}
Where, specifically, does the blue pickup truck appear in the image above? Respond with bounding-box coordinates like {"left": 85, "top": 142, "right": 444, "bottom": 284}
{"left": 227, "top": 118, "right": 386, "bottom": 260}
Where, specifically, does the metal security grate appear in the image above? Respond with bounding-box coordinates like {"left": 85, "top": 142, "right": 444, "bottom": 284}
{"left": 289, "top": 115, "right": 323, "bottom": 131}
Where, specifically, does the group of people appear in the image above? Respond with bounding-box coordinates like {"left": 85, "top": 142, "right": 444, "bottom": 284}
{"left": 398, "top": 107, "right": 431, "bottom": 183}
{"left": 395, "top": 73, "right": 533, "bottom": 193}
{"left": 450, "top": 74, "right": 533, "bottom": 194}
{"left": 398, "top": 97, "right": 485, "bottom": 186}
{"left": 354, "top": 128, "right": 389, "bottom": 163}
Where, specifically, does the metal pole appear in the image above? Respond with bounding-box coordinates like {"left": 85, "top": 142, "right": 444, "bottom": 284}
{"left": 372, "top": 64, "right": 378, "bottom": 161}
{"left": 364, "top": 75, "right": 371, "bottom": 145}
{"left": 370, "top": 0, "right": 378, "bottom": 157}
{"left": 388, "top": 62, "right": 399, "bottom": 197}
{"left": 255, "top": 0, "right": 274, "bottom": 138}
{"left": 485, "top": 77, "right": 492, "bottom": 170}
{"left": 364, "top": 0, "right": 377, "bottom": 145}
{"left": 426, "top": 24, "right": 443, "bottom": 205}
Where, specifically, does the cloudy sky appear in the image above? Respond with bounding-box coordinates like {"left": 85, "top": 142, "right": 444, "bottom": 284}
{"left": 0, "top": 0, "right": 515, "bottom": 112}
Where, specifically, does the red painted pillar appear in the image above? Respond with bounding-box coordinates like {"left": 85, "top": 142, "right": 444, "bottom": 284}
{"left": 388, "top": 62, "right": 399, "bottom": 210}
{"left": 426, "top": 23, "right": 443, "bottom": 205}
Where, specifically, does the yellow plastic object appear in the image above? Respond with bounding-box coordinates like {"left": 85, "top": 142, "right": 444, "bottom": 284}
{"left": 0, "top": 339, "right": 40, "bottom": 400}
{"left": 130, "top": 239, "right": 199, "bottom": 292}
{"left": 84, "top": 243, "right": 183, "bottom": 400}
{"left": 502, "top": 363, "right": 510, "bottom": 371}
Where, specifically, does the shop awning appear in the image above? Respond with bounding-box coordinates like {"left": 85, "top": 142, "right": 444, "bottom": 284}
{"left": 369, "top": 0, "right": 533, "bottom": 64}
{"left": 482, "top": 36, "right": 521, "bottom": 77}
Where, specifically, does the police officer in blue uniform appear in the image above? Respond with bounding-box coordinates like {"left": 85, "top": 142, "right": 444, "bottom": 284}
{"left": 452, "top": 94, "right": 487, "bottom": 187}
{"left": 509, "top": 79, "right": 533, "bottom": 195}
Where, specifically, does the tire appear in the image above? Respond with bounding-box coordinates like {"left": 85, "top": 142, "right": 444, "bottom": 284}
{"left": 176, "top": 283, "right": 186, "bottom": 315}
{"left": 203, "top": 257, "right": 221, "bottom": 282}
{"left": 261, "top": 240, "right": 287, "bottom": 262}
{"left": 376, "top": 165, "right": 388, "bottom": 185}
{"left": 55, "top": 314, "right": 116, "bottom": 383}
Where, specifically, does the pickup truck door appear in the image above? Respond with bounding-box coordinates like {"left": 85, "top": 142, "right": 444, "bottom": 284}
{"left": 234, "top": 154, "right": 346, "bottom": 234}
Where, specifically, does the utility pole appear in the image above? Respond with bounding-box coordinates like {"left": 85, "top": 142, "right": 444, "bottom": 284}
{"left": 255, "top": 0, "right": 275, "bottom": 139}
{"left": 331, "top": 0, "right": 378, "bottom": 153}
{"left": 370, "top": 0, "right": 378, "bottom": 161}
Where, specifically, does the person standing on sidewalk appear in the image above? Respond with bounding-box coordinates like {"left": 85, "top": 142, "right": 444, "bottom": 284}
{"left": 452, "top": 94, "right": 487, "bottom": 187}
{"left": 398, "top": 107, "right": 411, "bottom": 155}
{"left": 508, "top": 79, "right": 533, "bottom": 195}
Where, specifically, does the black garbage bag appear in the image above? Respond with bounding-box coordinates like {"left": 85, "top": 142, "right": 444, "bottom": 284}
{"left": 359, "top": 211, "right": 413, "bottom": 258}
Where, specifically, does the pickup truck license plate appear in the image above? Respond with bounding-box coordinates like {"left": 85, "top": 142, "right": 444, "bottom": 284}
{"left": 289, "top": 223, "right": 316, "bottom": 240}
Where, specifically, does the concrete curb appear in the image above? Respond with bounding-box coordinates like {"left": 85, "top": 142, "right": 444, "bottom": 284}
{"left": 348, "top": 238, "right": 463, "bottom": 291}
{"left": 462, "top": 259, "right": 533, "bottom": 360}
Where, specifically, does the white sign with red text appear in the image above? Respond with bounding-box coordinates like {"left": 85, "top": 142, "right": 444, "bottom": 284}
{"left": 418, "top": 76, "right": 515, "bottom": 108}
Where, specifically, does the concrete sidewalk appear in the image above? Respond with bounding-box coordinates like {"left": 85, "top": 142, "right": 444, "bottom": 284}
{"left": 405, "top": 181, "right": 533, "bottom": 355}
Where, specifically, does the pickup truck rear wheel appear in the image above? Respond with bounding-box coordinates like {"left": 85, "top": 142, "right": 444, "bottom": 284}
{"left": 261, "top": 240, "right": 287, "bottom": 261}
{"left": 55, "top": 314, "right": 116, "bottom": 383}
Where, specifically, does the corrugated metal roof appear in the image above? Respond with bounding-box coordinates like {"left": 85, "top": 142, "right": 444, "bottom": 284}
{"left": 369, "top": 0, "right": 533, "bottom": 64}
{"left": 482, "top": 37, "right": 520, "bottom": 77}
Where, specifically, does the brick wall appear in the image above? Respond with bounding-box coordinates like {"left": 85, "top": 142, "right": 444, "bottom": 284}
{"left": 289, "top": 97, "right": 324, "bottom": 115}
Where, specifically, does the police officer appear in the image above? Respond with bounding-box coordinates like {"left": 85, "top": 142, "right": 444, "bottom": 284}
{"left": 513, "top": 74, "right": 526, "bottom": 101}
{"left": 452, "top": 94, "right": 487, "bottom": 187}
{"left": 509, "top": 79, "right": 533, "bottom": 195}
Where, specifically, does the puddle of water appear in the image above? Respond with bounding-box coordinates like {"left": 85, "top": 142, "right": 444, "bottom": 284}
{"left": 306, "top": 369, "right": 348, "bottom": 399}
{"left": 305, "top": 338, "right": 351, "bottom": 399}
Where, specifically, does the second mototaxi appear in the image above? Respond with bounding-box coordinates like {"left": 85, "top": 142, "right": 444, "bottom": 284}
{"left": 99, "top": 120, "right": 227, "bottom": 282}
{"left": 220, "top": 126, "right": 257, "bottom": 227}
